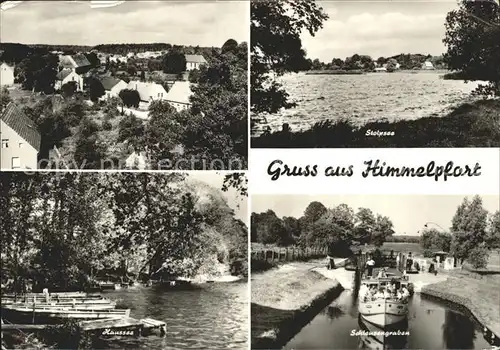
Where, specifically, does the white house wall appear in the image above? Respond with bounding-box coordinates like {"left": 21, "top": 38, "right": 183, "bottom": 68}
{"left": 0, "top": 65, "right": 15, "bottom": 86}
{"left": 0, "top": 120, "right": 38, "bottom": 169}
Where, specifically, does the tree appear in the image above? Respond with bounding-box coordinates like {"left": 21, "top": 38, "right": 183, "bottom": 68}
{"left": 87, "top": 78, "right": 105, "bottom": 102}
{"left": 118, "top": 114, "right": 145, "bottom": 148}
{"left": 301, "top": 201, "right": 328, "bottom": 227}
{"left": 61, "top": 81, "right": 77, "bottom": 98}
{"left": 354, "top": 208, "right": 376, "bottom": 244}
{"left": 221, "top": 39, "right": 239, "bottom": 54}
{"left": 371, "top": 215, "right": 395, "bottom": 247}
{"left": 140, "top": 70, "right": 146, "bottom": 81}
{"left": 1, "top": 87, "right": 12, "bottom": 109}
{"left": 305, "top": 204, "right": 355, "bottom": 256}
{"left": 85, "top": 52, "right": 99, "bottom": 67}
{"left": 162, "top": 50, "right": 187, "bottom": 74}
{"left": 222, "top": 173, "right": 248, "bottom": 197}
{"left": 331, "top": 58, "right": 344, "bottom": 69}
{"left": 450, "top": 196, "right": 489, "bottom": 262}
{"left": 127, "top": 65, "right": 137, "bottom": 76}
{"left": 180, "top": 42, "right": 248, "bottom": 168}
{"left": 486, "top": 210, "right": 500, "bottom": 249}
{"left": 23, "top": 99, "right": 72, "bottom": 158}
{"left": 251, "top": 0, "right": 329, "bottom": 114}
{"left": 252, "top": 210, "right": 290, "bottom": 245}
{"left": 119, "top": 89, "right": 140, "bottom": 108}
{"left": 376, "top": 57, "right": 387, "bottom": 66}
{"left": 282, "top": 216, "right": 301, "bottom": 244}
{"left": 74, "top": 118, "right": 106, "bottom": 169}
{"left": 1, "top": 173, "right": 246, "bottom": 291}
{"left": 386, "top": 58, "right": 398, "bottom": 72}
{"left": 142, "top": 100, "right": 183, "bottom": 168}
{"left": 443, "top": 0, "right": 500, "bottom": 96}
{"left": 15, "top": 53, "right": 58, "bottom": 93}
{"left": 311, "top": 58, "right": 323, "bottom": 70}
{"left": 188, "top": 69, "right": 201, "bottom": 83}
{"left": 420, "top": 228, "right": 452, "bottom": 252}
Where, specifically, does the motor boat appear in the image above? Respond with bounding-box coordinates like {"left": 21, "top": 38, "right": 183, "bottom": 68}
{"left": 358, "top": 272, "right": 411, "bottom": 328}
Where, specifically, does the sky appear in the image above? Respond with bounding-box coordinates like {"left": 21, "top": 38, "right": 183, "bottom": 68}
{"left": 302, "top": 0, "right": 461, "bottom": 61}
{"left": 188, "top": 172, "right": 248, "bottom": 225}
{"left": 0, "top": 1, "right": 249, "bottom": 47}
{"left": 251, "top": 194, "right": 499, "bottom": 236}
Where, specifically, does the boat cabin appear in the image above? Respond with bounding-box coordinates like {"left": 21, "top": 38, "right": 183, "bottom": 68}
{"left": 361, "top": 276, "right": 410, "bottom": 290}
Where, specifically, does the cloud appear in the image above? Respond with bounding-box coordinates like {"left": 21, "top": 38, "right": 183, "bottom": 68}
{"left": 1, "top": 1, "right": 248, "bottom": 47}
{"left": 302, "top": 10, "right": 449, "bottom": 60}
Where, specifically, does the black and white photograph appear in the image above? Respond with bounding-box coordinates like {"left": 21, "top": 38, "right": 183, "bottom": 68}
{"left": 250, "top": 194, "right": 500, "bottom": 349}
{"left": 251, "top": 0, "right": 500, "bottom": 148}
{"left": 0, "top": 0, "right": 248, "bottom": 170}
{"left": 0, "top": 171, "right": 248, "bottom": 349}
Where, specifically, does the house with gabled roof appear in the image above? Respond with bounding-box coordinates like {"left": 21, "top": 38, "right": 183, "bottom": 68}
{"left": 422, "top": 61, "right": 435, "bottom": 70}
{"left": 55, "top": 69, "right": 84, "bottom": 91}
{"left": 0, "top": 62, "right": 15, "bottom": 86}
{"left": 185, "top": 54, "right": 207, "bottom": 71}
{"left": 164, "top": 81, "right": 194, "bottom": 112}
{"left": 100, "top": 76, "right": 128, "bottom": 100}
{"left": 1, "top": 102, "right": 41, "bottom": 169}
{"left": 59, "top": 54, "right": 92, "bottom": 74}
{"left": 127, "top": 80, "right": 168, "bottom": 104}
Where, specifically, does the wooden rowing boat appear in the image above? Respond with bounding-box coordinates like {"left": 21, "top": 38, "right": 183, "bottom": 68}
{"left": 2, "top": 292, "right": 90, "bottom": 298}
{"left": 1, "top": 303, "right": 116, "bottom": 310}
{"left": 1, "top": 305, "right": 130, "bottom": 324}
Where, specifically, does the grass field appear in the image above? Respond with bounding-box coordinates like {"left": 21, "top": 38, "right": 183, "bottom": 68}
{"left": 423, "top": 270, "right": 500, "bottom": 338}
{"left": 251, "top": 260, "right": 342, "bottom": 348}
{"left": 381, "top": 242, "right": 423, "bottom": 254}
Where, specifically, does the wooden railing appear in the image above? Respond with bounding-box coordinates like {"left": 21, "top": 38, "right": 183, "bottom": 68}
{"left": 251, "top": 246, "right": 328, "bottom": 263}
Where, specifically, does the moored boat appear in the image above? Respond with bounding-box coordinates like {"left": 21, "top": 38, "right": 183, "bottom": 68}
{"left": 1, "top": 302, "right": 116, "bottom": 310}
{"left": 1, "top": 305, "right": 130, "bottom": 324}
{"left": 358, "top": 314, "right": 408, "bottom": 348}
{"left": 2, "top": 298, "right": 114, "bottom": 305}
{"left": 359, "top": 298, "right": 408, "bottom": 328}
{"left": 358, "top": 273, "right": 410, "bottom": 328}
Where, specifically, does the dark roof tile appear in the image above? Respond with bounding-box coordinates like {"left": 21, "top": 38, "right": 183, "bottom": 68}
{"left": 1, "top": 103, "right": 41, "bottom": 152}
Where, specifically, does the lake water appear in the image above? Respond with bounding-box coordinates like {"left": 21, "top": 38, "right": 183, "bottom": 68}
{"left": 252, "top": 72, "right": 483, "bottom": 136}
{"left": 285, "top": 291, "right": 491, "bottom": 350}
{"left": 98, "top": 282, "right": 248, "bottom": 349}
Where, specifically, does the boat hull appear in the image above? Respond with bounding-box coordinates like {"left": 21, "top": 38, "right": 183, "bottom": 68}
{"left": 1, "top": 306, "right": 130, "bottom": 324}
{"left": 359, "top": 299, "right": 408, "bottom": 327}
{"left": 358, "top": 315, "right": 408, "bottom": 347}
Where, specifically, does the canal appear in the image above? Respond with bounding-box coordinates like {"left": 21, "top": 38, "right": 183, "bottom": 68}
{"left": 98, "top": 281, "right": 248, "bottom": 349}
{"left": 285, "top": 291, "right": 491, "bottom": 349}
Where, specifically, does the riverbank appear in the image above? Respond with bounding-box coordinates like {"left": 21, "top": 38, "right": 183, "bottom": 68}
{"left": 252, "top": 99, "right": 500, "bottom": 147}
{"left": 251, "top": 260, "right": 343, "bottom": 349}
{"left": 421, "top": 271, "right": 500, "bottom": 343}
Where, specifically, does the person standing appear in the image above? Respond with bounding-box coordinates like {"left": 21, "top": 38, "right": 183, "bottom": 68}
{"left": 366, "top": 257, "right": 375, "bottom": 278}
{"left": 406, "top": 252, "right": 413, "bottom": 271}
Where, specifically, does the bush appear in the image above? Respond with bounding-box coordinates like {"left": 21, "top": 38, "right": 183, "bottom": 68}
{"left": 423, "top": 249, "right": 434, "bottom": 258}
{"left": 466, "top": 245, "right": 489, "bottom": 269}
{"left": 102, "top": 120, "right": 112, "bottom": 131}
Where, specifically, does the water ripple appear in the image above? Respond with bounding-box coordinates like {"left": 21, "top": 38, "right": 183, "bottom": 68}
{"left": 252, "top": 72, "right": 484, "bottom": 136}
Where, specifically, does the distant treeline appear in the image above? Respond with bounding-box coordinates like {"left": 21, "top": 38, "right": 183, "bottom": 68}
{"left": 385, "top": 235, "right": 420, "bottom": 243}
{"left": 304, "top": 53, "right": 447, "bottom": 72}
{"left": 251, "top": 201, "right": 396, "bottom": 257}
{"left": 0, "top": 42, "right": 223, "bottom": 64}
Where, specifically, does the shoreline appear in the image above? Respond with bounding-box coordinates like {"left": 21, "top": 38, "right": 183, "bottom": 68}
{"left": 251, "top": 262, "right": 344, "bottom": 349}
{"left": 421, "top": 276, "right": 500, "bottom": 345}
{"left": 252, "top": 99, "right": 500, "bottom": 147}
